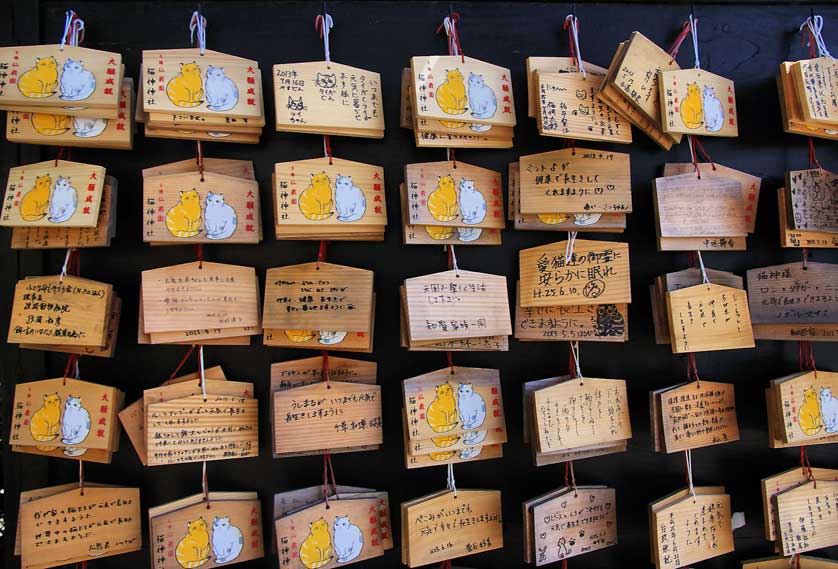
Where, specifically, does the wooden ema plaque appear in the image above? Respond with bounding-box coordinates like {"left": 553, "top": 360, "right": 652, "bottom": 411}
{"left": 20, "top": 485, "right": 141, "bottom": 568}
{"left": 276, "top": 496, "right": 385, "bottom": 568}
{"left": 747, "top": 262, "right": 838, "bottom": 327}
{"left": 273, "top": 381, "right": 382, "bottom": 454}
{"left": 142, "top": 171, "right": 260, "bottom": 244}
{"left": 273, "top": 157, "right": 386, "bottom": 228}
{"left": 402, "top": 490, "right": 503, "bottom": 567}
{"left": 651, "top": 490, "right": 733, "bottom": 568}
{"left": 743, "top": 557, "right": 838, "bottom": 568}
{"left": 402, "top": 415, "right": 503, "bottom": 469}
{"left": 149, "top": 492, "right": 263, "bottom": 569}
{"left": 263, "top": 261, "right": 373, "bottom": 333}
{"left": 790, "top": 57, "right": 838, "bottom": 126}
{"left": 141, "top": 261, "right": 260, "bottom": 334}
{"left": 11, "top": 175, "right": 116, "bottom": 250}
{"left": 519, "top": 239, "right": 631, "bottom": 308}
{"left": 778, "top": 187, "right": 838, "bottom": 250}
{"left": 518, "top": 148, "right": 631, "bottom": 215}
{"left": 8, "top": 275, "right": 111, "bottom": 347}
{"left": 659, "top": 68, "right": 738, "bottom": 137}
{"left": 774, "top": 480, "right": 838, "bottom": 555}
{"left": 144, "top": 380, "right": 257, "bottom": 466}
{"left": 773, "top": 371, "right": 838, "bottom": 444}
{"left": 403, "top": 269, "right": 511, "bottom": 342}
{"left": 0, "top": 45, "right": 123, "bottom": 112}
{"left": 666, "top": 283, "right": 755, "bottom": 353}
{"left": 525, "top": 57, "right": 607, "bottom": 118}
{"left": 7, "top": 77, "right": 134, "bottom": 149}
{"left": 403, "top": 366, "right": 505, "bottom": 440}
{"left": 608, "top": 32, "right": 679, "bottom": 125}
{"left": 399, "top": 183, "right": 502, "bottom": 245}
{"left": 404, "top": 161, "right": 504, "bottom": 229}
{"left": 777, "top": 61, "right": 838, "bottom": 141}
{"left": 658, "top": 381, "right": 739, "bottom": 452}
{"left": 10, "top": 377, "right": 121, "bottom": 454}
{"left": 410, "top": 55, "right": 516, "bottom": 127}
{"left": 1, "top": 159, "right": 105, "bottom": 228}
{"left": 273, "top": 61, "right": 384, "bottom": 137}
{"left": 786, "top": 168, "right": 838, "bottom": 233}
{"left": 761, "top": 467, "right": 838, "bottom": 542}
{"left": 141, "top": 49, "right": 262, "bottom": 119}
{"left": 535, "top": 71, "right": 632, "bottom": 143}
{"left": 531, "top": 487, "right": 617, "bottom": 564}
{"left": 663, "top": 163, "right": 761, "bottom": 233}
{"left": 533, "top": 377, "right": 631, "bottom": 452}
{"left": 654, "top": 173, "right": 747, "bottom": 238}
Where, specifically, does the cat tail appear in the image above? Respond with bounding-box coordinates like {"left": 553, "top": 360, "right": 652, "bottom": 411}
{"left": 21, "top": 211, "right": 48, "bottom": 221}
{"left": 178, "top": 559, "right": 209, "bottom": 569}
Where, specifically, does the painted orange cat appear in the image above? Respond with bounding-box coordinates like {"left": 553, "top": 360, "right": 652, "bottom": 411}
{"left": 19, "top": 174, "right": 52, "bottom": 221}
{"left": 175, "top": 518, "right": 211, "bottom": 568}
{"left": 299, "top": 517, "right": 333, "bottom": 569}
{"left": 18, "top": 57, "right": 59, "bottom": 98}
{"left": 165, "top": 190, "right": 203, "bottom": 238}
{"left": 166, "top": 62, "right": 204, "bottom": 108}
{"left": 30, "top": 113, "right": 73, "bottom": 135}
{"left": 299, "top": 172, "right": 334, "bottom": 221}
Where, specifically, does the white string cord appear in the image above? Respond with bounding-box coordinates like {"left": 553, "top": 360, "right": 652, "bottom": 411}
{"left": 564, "top": 231, "right": 578, "bottom": 265}
{"left": 570, "top": 341, "right": 583, "bottom": 380}
{"left": 323, "top": 137, "right": 329, "bottom": 159}
{"left": 319, "top": 13, "right": 334, "bottom": 64}
{"left": 800, "top": 15, "right": 832, "bottom": 58}
{"left": 74, "top": 358, "right": 80, "bottom": 379}
{"left": 198, "top": 344, "right": 207, "bottom": 401}
{"left": 685, "top": 449, "right": 696, "bottom": 497}
{"left": 446, "top": 463, "right": 458, "bottom": 497}
{"left": 449, "top": 245, "right": 460, "bottom": 277}
{"left": 442, "top": 16, "right": 460, "bottom": 57}
{"left": 189, "top": 11, "right": 207, "bottom": 56}
{"left": 564, "top": 15, "right": 586, "bottom": 78}
{"left": 689, "top": 14, "right": 701, "bottom": 69}
{"left": 696, "top": 251, "right": 710, "bottom": 287}
{"left": 59, "top": 248, "right": 73, "bottom": 282}
{"left": 687, "top": 135, "right": 697, "bottom": 165}
{"left": 59, "top": 10, "right": 84, "bottom": 49}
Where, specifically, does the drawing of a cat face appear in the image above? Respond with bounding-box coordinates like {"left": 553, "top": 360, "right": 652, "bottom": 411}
{"left": 64, "top": 395, "right": 82, "bottom": 409}
{"left": 334, "top": 516, "right": 352, "bottom": 529}
{"left": 445, "top": 69, "right": 463, "bottom": 83}
{"left": 206, "top": 65, "right": 225, "bottom": 78}
{"left": 180, "top": 62, "right": 201, "bottom": 76}
{"left": 186, "top": 518, "right": 207, "bottom": 534}
{"left": 804, "top": 387, "right": 818, "bottom": 402}
{"left": 179, "top": 190, "right": 200, "bottom": 204}
{"left": 43, "top": 393, "right": 60, "bottom": 408}
{"left": 310, "top": 518, "right": 329, "bottom": 532}
{"left": 310, "top": 172, "right": 331, "bottom": 186}
{"left": 467, "top": 72, "right": 484, "bottom": 87}
{"left": 55, "top": 176, "right": 71, "bottom": 190}
{"left": 335, "top": 175, "right": 353, "bottom": 189}
{"left": 206, "top": 191, "right": 225, "bottom": 205}
{"left": 703, "top": 85, "right": 716, "bottom": 97}
{"left": 686, "top": 83, "right": 700, "bottom": 97}
{"left": 437, "top": 175, "right": 455, "bottom": 191}
{"left": 435, "top": 383, "right": 453, "bottom": 398}
{"left": 34, "top": 174, "right": 52, "bottom": 190}
{"left": 458, "top": 383, "right": 473, "bottom": 397}
{"left": 459, "top": 178, "right": 475, "bottom": 192}
{"left": 62, "top": 59, "right": 86, "bottom": 73}
{"left": 315, "top": 72, "right": 337, "bottom": 89}
{"left": 213, "top": 516, "right": 231, "bottom": 529}
{"left": 822, "top": 387, "right": 834, "bottom": 399}
{"left": 35, "top": 56, "right": 58, "bottom": 71}
{"left": 288, "top": 96, "right": 304, "bottom": 111}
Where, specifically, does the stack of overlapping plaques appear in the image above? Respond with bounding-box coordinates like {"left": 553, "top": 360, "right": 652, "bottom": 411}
{"left": 764, "top": 370, "right": 838, "bottom": 449}
{"left": 777, "top": 56, "right": 838, "bottom": 140}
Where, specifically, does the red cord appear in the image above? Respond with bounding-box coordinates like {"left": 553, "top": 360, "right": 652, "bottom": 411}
{"left": 195, "top": 243, "right": 203, "bottom": 269}
{"left": 323, "top": 134, "right": 333, "bottom": 165}
{"left": 562, "top": 16, "right": 581, "bottom": 70}
{"left": 668, "top": 20, "right": 692, "bottom": 62}
{"left": 317, "top": 240, "right": 328, "bottom": 269}
{"left": 168, "top": 345, "right": 197, "bottom": 381}
{"left": 436, "top": 13, "right": 464, "bottom": 62}
{"left": 808, "top": 137, "right": 822, "bottom": 170}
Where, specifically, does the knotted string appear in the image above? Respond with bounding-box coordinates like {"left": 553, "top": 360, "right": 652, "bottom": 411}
{"left": 189, "top": 11, "right": 207, "bottom": 55}
{"left": 564, "top": 231, "right": 578, "bottom": 265}
{"left": 668, "top": 20, "right": 692, "bottom": 62}
{"left": 59, "top": 248, "right": 77, "bottom": 282}
{"left": 684, "top": 449, "right": 696, "bottom": 497}
{"left": 799, "top": 447, "right": 816, "bottom": 489}
{"left": 568, "top": 341, "right": 582, "bottom": 381}
{"left": 564, "top": 460, "right": 577, "bottom": 496}
{"left": 446, "top": 244, "right": 460, "bottom": 277}
{"left": 695, "top": 251, "right": 710, "bottom": 287}
{"left": 59, "top": 10, "right": 85, "bottom": 50}
{"left": 322, "top": 453, "right": 338, "bottom": 506}
{"left": 437, "top": 14, "right": 464, "bottom": 62}
{"left": 686, "top": 353, "right": 701, "bottom": 388}
{"left": 315, "top": 13, "right": 334, "bottom": 65}
{"left": 689, "top": 14, "right": 701, "bottom": 69}
{"left": 800, "top": 15, "right": 832, "bottom": 58}
{"left": 446, "top": 463, "right": 458, "bottom": 497}
{"left": 807, "top": 137, "right": 823, "bottom": 171}
{"left": 798, "top": 340, "right": 817, "bottom": 379}
{"left": 62, "top": 354, "right": 79, "bottom": 386}
{"left": 563, "top": 15, "right": 586, "bottom": 78}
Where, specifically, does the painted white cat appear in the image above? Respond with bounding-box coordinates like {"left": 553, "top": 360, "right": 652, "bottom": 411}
{"left": 457, "top": 227, "right": 482, "bottom": 242}
{"left": 48, "top": 176, "right": 78, "bottom": 223}
{"left": 458, "top": 178, "right": 486, "bottom": 225}
{"left": 72, "top": 116, "right": 107, "bottom": 138}
{"left": 573, "top": 213, "right": 601, "bottom": 226}
{"left": 821, "top": 386, "right": 838, "bottom": 433}
{"left": 467, "top": 72, "right": 496, "bottom": 132}
{"left": 205, "top": 65, "right": 239, "bottom": 112}
{"left": 703, "top": 86, "right": 725, "bottom": 133}
{"left": 211, "top": 516, "right": 243, "bottom": 564}
{"left": 458, "top": 446, "right": 483, "bottom": 460}
{"left": 334, "top": 175, "right": 366, "bottom": 222}
{"left": 318, "top": 331, "right": 347, "bottom": 345}
{"left": 461, "top": 430, "right": 487, "bottom": 445}
{"left": 457, "top": 382, "right": 486, "bottom": 430}
{"left": 204, "top": 191, "right": 237, "bottom": 240}
{"left": 59, "top": 59, "right": 96, "bottom": 101}
{"left": 333, "top": 515, "right": 364, "bottom": 563}
{"left": 61, "top": 395, "right": 90, "bottom": 456}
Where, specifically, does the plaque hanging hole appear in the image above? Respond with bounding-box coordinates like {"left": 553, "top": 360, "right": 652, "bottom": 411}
{"left": 325, "top": 503, "right": 331, "bottom": 510}
{"left": 203, "top": 398, "right": 207, "bottom": 403}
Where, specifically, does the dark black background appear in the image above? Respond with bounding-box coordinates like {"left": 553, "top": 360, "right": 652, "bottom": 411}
{"left": 2, "top": 1, "right": 837, "bottom": 568}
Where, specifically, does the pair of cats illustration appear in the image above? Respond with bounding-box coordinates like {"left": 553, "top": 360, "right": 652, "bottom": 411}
{"left": 165, "top": 190, "right": 237, "bottom": 240}
{"left": 299, "top": 516, "right": 364, "bottom": 568}
{"left": 798, "top": 386, "right": 838, "bottom": 436}
{"left": 284, "top": 330, "right": 346, "bottom": 345}
{"left": 424, "top": 174, "right": 487, "bottom": 242}
{"left": 29, "top": 113, "right": 108, "bottom": 138}
{"left": 166, "top": 62, "right": 239, "bottom": 112}
{"left": 18, "top": 57, "right": 96, "bottom": 101}
{"left": 536, "top": 212, "right": 602, "bottom": 226}
{"left": 19, "top": 174, "right": 78, "bottom": 223}
{"left": 425, "top": 382, "right": 488, "bottom": 461}
{"left": 679, "top": 83, "right": 725, "bottom": 133}
{"left": 435, "top": 69, "right": 497, "bottom": 131}
{"left": 299, "top": 172, "right": 367, "bottom": 223}
{"left": 175, "top": 516, "right": 243, "bottom": 568}
{"left": 29, "top": 393, "right": 90, "bottom": 456}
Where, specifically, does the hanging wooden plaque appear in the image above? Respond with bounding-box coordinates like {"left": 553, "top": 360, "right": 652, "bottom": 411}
{"left": 773, "top": 371, "right": 838, "bottom": 444}
{"left": 149, "top": 492, "right": 263, "bottom": 569}
{"left": 651, "top": 491, "right": 733, "bottom": 568}
{"left": 10, "top": 377, "right": 121, "bottom": 454}
{"left": 535, "top": 71, "right": 632, "bottom": 143}
{"left": 761, "top": 467, "right": 838, "bottom": 542}
{"left": 786, "top": 168, "right": 838, "bottom": 233}
{"left": 525, "top": 57, "right": 607, "bottom": 117}
{"left": 777, "top": 61, "right": 838, "bottom": 141}
{"left": 1, "top": 159, "right": 105, "bottom": 227}
{"left": 273, "top": 381, "right": 382, "bottom": 454}
{"left": 654, "top": 173, "right": 747, "bottom": 238}
{"left": 403, "top": 269, "right": 511, "bottom": 342}
{"left": 20, "top": 485, "right": 141, "bottom": 568}
{"left": 142, "top": 171, "right": 261, "bottom": 243}
{"left": 403, "top": 490, "right": 503, "bottom": 567}
{"left": 531, "top": 487, "right": 617, "bottom": 565}
{"left": 411, "top": 55, "right": 515, "bottom": 127}
{"left": 263, "top": 261, "right": 373, "bottom": 332}
{"left": 790, "top": 57, "right": 838, "bottom": 126}
{"left": 276, "top": 496, "right": 385, "bottom": 568}
{"left": 399, "top": 183, "right": 502, "bottom": 245}
{"left": 402, "top": 415, "right": 503, "bottom": 469}
{"left": 774, "top": 480, "right": 838, "bottom": 556}
{"left": 666, "top": 283, "right": 755, "bottom": 353}
{"left": 518, "top": 147, "right": 631, "bottom": 215}
{"left": 659, "top": 381, "right": 739, "bottom": 452}
{"left": 519, "top": 239, "right": 631, "bottom": 308}
{"left": 659, "top": 68, "right": 738, "bottom": 137}
{"left": 141, "top": 261, "right": 260, "bottom": 333}
{"left": 404, "top": 161, "right": 504, "bottom": 228}
{"left": 778, "top": 187, "right": 838, "bottom": 249}
{"left": 8, "top": 275, "right": 111, "bottom": 346}
{"left": 533, "top": 377, "right": 631, "bottom": 452}
{"left": 747, "top": 262, "right": 838, "bottom": 325}
{"left": 274, "top": 157, "right": 386, "bottom": 227}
